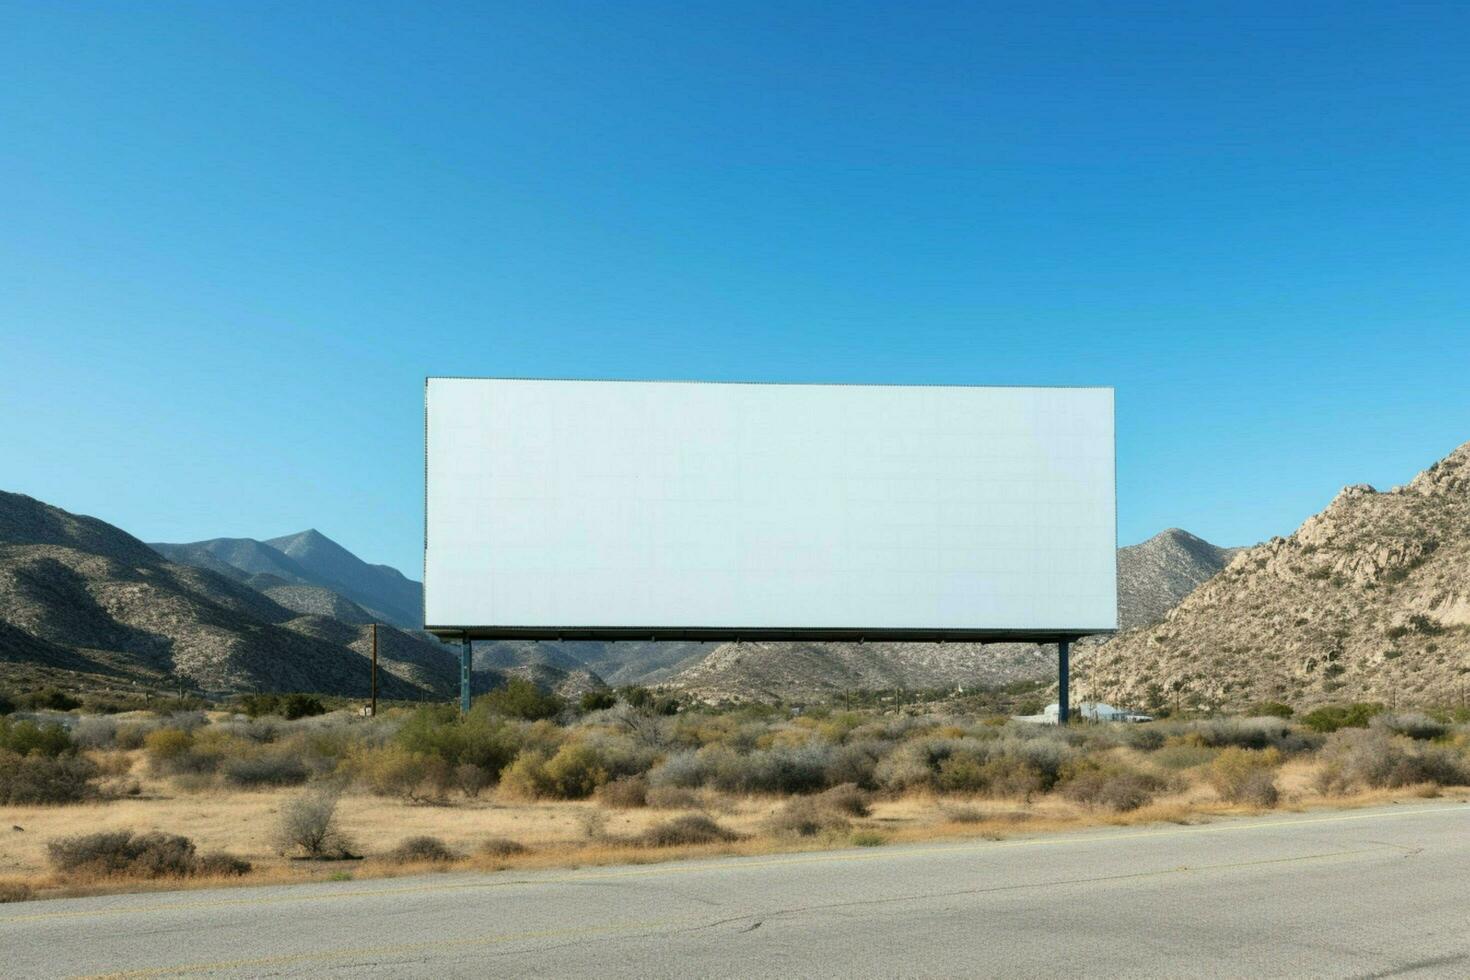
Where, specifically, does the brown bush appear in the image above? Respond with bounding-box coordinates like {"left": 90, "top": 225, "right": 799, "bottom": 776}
{"left": 0, "top": 881, "right": 34, "bottom": 903}
{"left": 763, "top": 798, "right": 851, "bottom": 838}
{"left": 1208, "top": 748, "right": 1281, "bottom": 806}
{"left": 276, "top": 789, "right": 355, "bottom": 859}
{"left": 596, "top": 776, "right": 648, "bottom": 809}
{"left": 1314, "top": 730, "right": 1469, "bottom": 793}
{"left": 640, "top": 814, "right": 740, "bottom": 847}
{"left": 0, "top": 751, "right": 97, "bottom": 804}
{"left": 385, "top": 836, "right": 457, "bottom": 864}
{"left": 46, "top": 831, "right": 250, "bottom": 879}
{"left": 480, "top": 837, "right": 529, "bottom": 858}
{"left": 1061, "top": 762, "right": 1166, "bottom": 812}
{"left": 816, "top": 783, "right": 871, "bottom": 817}
{"left": 645, "top": 785, "right": 701, "bottom": 809}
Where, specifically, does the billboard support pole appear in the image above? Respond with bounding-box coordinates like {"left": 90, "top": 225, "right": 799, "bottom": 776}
{"left": 460, "top": 636, "right": 472, "bottom": 716}
{"left": 1058, "top": 638, "right": 1070, "bottom": 724}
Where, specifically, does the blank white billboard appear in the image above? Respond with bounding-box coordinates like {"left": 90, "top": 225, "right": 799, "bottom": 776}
{"left": 424, "top": 379, "right": 1116, "bottom": 637}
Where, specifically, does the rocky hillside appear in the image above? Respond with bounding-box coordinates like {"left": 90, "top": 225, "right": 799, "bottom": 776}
{"left": 152, "top": 530, "right": 422, "bottom": 629}
{"left": 670, "top": 640, "right": 1056, "bottom": 702}
{"left": 0, "top": 492, "right": 439, "bottom": 699}
{"left": 1117, "top": 529, "right": 1241, "bottom": 629}
{"left": 1086, "top": 442, "right": 1470, "bottom": 712}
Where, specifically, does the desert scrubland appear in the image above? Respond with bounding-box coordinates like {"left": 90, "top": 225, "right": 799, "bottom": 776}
{"left": 3, "top": 683, "right": 1468, "bottom": 904}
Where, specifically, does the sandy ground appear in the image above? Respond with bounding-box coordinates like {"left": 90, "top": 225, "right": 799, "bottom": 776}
{"left": 2, "top": 753, "right": 1463, "bottom": 901}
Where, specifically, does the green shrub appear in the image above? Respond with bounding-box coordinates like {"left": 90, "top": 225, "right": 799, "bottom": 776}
{"left": 641, "top": 814, "right": 739, "bottom": 847}
{"left": 478, "top": 678, "right": 563, "bottom": 721}
{"left": 385, "top": 836, "right": 457, "bottom": 864}
{"left": 1208, "top": 748, "right": 1281, "bottom": 806}
{"left": 18, "top": 688, "right": 81, "bottom": 711}
{"left": 239, "top": 693, "right": 327, "bottom": 721}
{"left": 354, "top": 744, "right": 452, "bottom": 801}
{"left": 0, "top": 751, "right": 97, "bottom": 804}
{"left": 396, "top": 706, "right": 519, "bottom": 779}
{"left": 1247, "top": 701, "right": 1294, "bottom": 719}
{"left": 1302, "top": 703, "right": 1385, "bottom": 734}
{"left": 0, "top": 691, "right": 14, "bottom": 716}
{"left": 0, "top": 718, "right": 74, "bottom": 758}
{"left": 645, "top": 785, "right": 701, "bottom": 809}
{"left": 580, "top": 690, "right": 617, "bottom": 712}
{"left": 851, "top": 831, "right": 887, "bottom": 847}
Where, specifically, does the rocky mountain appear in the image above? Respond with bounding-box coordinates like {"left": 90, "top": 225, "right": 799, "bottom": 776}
{"left": 1086, "top": 442, "right": 1470, "bottom": 713}
{"left": 660, "top": 529, "right": 1241, "bottom": 702}
{"left": 0, "top": 492, "right": 442, "bottom": 699}
{"left": 151, "top": 530, "right": 422, "bottom": 629}
{"left": 669, "top": 640, "right": 1056, "bottom": 703}
{"left": 1117, "top": 529, "right": 1242, "bottom": 630}
{"left": 473, "top": 639, "right": 710, "bottom": 688}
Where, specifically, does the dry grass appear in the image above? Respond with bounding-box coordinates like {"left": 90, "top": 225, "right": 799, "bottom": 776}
{"left": 1, "top": 745, "right": 1465, "bottom": 904}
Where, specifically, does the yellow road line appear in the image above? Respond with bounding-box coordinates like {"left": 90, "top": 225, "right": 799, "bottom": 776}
{"left": 6, "top": 802, "right": 1462, "bottom": 926}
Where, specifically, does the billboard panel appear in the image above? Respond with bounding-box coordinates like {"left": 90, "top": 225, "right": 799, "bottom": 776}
{"left": 425, "top": 379, "right": 1116, "bottom": 639}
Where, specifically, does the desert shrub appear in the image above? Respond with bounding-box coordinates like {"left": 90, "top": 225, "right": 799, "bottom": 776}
{"left": 395, "top": 706, "right": 520, "bottom": 781}
{"left": 1314, "top": 730, "right": 1469, "bottom": 793}
{"left": 499, "top": 750, "right": 554, "bottom": 799}
{"left": 1371, "top": 712, "right": 1448, "bottom": 741}
{"left": 46, "top": 831, "right": 246, "bottom": 879}
{"left": 580, "top": 690, "right": 617, "bottom": 712}
{"left": 352, "top": 744, "right": 448, "bottom": 801}
{"left": 385, "top": 836, "right": 457, "bottom": 864}
{"left": 1152, "top": 743, "right": 1219, "bottom": 770}
{"left": 112, "top": 721, "right": 156, "bottom": 751}
{"left": 655, "top": 743, "right": 843, "bottom": 795}
{"left": 1247, "top": 701, "right": 1295, "bottom": 719}
{"left": 0, "top": 751, "right": 97, "bottom": 804}
{"left": 0, "top": 881, "right": 33, "bottom": 903}
{"left": 764, "top": 798, "right": 851, "bottom": 838}
{"left": 0, "top": 691, "right": 14, "bottom": 716}
{"left": 455, "top": 762, "right": 492, "bottom": 798}
{"left": 19, "top": 688, "right": 81, "bottom": 711}
{"left": 641, "top": 814, "right": 739, "bottom": 847}
{"left": 0, "top": 717, "right": 75, "bottom": 757}
{"left": 72, "top": 716, "right": 120, "bottom": 749}
{"left": 276, "top": 789, "right": 355, "bottom": 859}
{"left": 1185, "top": 718, "right": 1311, "bottom": 753}
{"left": 143, "top": 727, "right": 194, "bottom": 763}
{"left": 480, "top": 837, "right": 529, "bottom": 858}
{"left": 851, "top": 831, "right": 887, "bottom": 847}
{"left": 645, "top": 785, "right": 701, "bottom": 809}
{"left": 193, "top": 852, "right": 253, "bottom": 877}
{"left": 1120, "top": 726, "right": 1166, "bottom": 751}
{"left": 816, "top": 783, "right": 871, "bottom": 817}
{"left": 1060, "top": 761, "right": 1166, "bottom": 812}
{"left": 596, "top": 776, "right": 648, "bottom": 808}
{"left": 1301, "top": 703, "right": 1384, "bottom": 734}
{"left": 221, "top": 752, "right": 310, "bottom": 788}
{"left": 1208, "top": 748, "right": 1281, "bottom": 806}
{"left": 504, "top": 742, "right": 608, "bottom": 800}
{"left": 941, "top": 804, "right": 989, "bottom": 823}
{"left": 239, "top": 693, "right": 327, "bottom": 720}
{"left": 478, "top": 678, "right": 564, "bottom": 721}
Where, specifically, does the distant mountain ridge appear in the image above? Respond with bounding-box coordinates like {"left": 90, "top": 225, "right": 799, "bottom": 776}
{"left": 152, "top": 530, "right": 422, "bottom": 629}
{"left": 1116, "top": 528, "right": 1242, "bottom": 630}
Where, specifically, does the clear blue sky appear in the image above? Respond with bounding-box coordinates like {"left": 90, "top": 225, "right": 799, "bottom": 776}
{"left": 3, "top": 1, "right": 1468, "bottom": 578}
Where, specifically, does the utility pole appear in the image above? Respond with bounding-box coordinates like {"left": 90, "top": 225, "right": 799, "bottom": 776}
{"left": 370, "top": 623, "right": 379, "bottom": 717}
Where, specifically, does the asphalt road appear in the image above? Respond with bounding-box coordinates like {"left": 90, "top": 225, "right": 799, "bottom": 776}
{"left": 3, "top": 801, "right": 1467, "bottom": 979}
